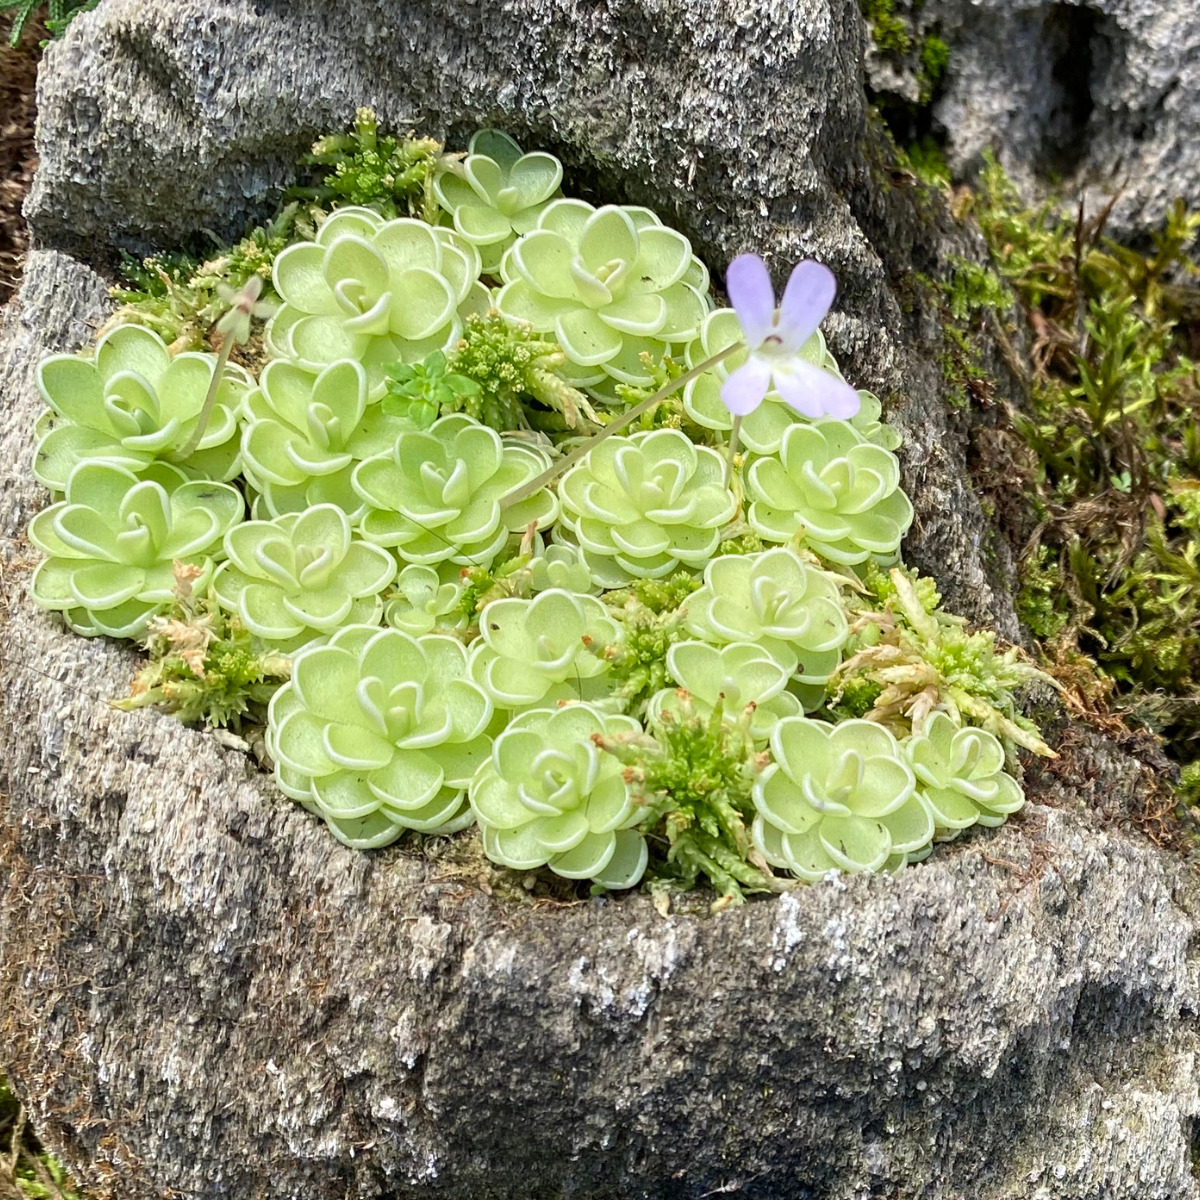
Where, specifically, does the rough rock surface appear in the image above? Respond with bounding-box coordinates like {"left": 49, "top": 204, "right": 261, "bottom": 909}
{"left": 927, "top": 0, "right": 1199, "bottom": 238}
{"left": 2, "top": 2, "right": 1199, "bottom": 1198}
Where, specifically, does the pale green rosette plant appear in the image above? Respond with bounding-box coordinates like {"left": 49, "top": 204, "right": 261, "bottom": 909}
{"left": 557, "top": 428, "right": 736, "bottom": 587}
{"left": 752, "top": 717, "right": 934, "bottom": 881}
{"left": 904, "top": 712, "right": 1025, "bottom": 832}
{"left": 267, "top": 206, "right": 488, "bottom": 394}
{"left": 239, "top": 358, "right": 411, "bottom": 519}
{"left": 29, "top": 461, "right": 243, "bottom": 638}
{"left": 434, "top": 130, "right": 563, "bottom": 273}
{"left": 33, "top": 324, "right": 249, "bottom": 490}
{"left": 647, "top": 641, "right": 802, "bottom": 745}
{"left": 496, "top": 199, "right": 710, "bottom": 389}
{"left": 527, "top": 542, "right": 599, "bottom": 595}
{"left": 352, "top": 413, "right": 558, "bottom": 565}
{"left": 469, "top": 588, "right": 620, "bottom": 710}
{"left": 469, "top": 703, "right": 649, "bottom": 889}
{"left": 746, "top": 421, "right": 914, "bottom": 565}
{"left": 212, "top": 505, "right": 395, "bottom": 651}
{"left": 267, "top": 624, "right": 492, "bottom": 848}
{"left": 383, "top": 563, "right": 469, "bottom": 636}
{"left": 682, "top": 547, "right": 849, "bottom": 701}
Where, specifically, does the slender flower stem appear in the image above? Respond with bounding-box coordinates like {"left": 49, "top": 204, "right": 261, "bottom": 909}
{"left": 175, "top": 337, "right": 234, "bottom": 461}
{"left": 725, "top": 415, "right": 744, "bottom": 490}
{"left": 500, "top": 341, "right": 745, "bottom": 509}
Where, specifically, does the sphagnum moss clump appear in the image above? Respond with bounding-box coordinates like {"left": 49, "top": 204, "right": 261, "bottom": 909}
{"left": 24, "top": 112, "right": 1050, "bottom": 903}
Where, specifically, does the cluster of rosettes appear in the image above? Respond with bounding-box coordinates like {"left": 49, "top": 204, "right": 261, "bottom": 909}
{"left": 26, "top": 124, "right": 1035, "bottom": 899}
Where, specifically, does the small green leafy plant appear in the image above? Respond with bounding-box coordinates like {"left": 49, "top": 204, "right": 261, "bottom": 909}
{"left": 22, "top": 112, "right": 1049, "bottom": 904}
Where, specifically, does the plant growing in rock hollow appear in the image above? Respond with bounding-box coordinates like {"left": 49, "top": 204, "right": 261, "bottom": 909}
{"left": 434, "top": 129, "right": 564, "bottom": 272}
{"left": 746, "top": 420, "right": 913, "bottom": 564}
{"left": 469, "top": 704, "right": 648, "bottom": 889}
{"left": 496, "top": 199, "right": 710, "bottom": 390}
{"left": 557, "top": 428, "right": 737, "bottom": 586}
{"left": 904, "top": 711, "right": 1026, "bottom": 833}
{"left": 648, "top": 641, "right": 802, "bottom": 746}
{"left": 33, "top": 324, "right": 249, "bottom": 489}
{"left": 267, "top": 206, "right": 486, "bottom": 393}
{"left": 469, "top": 588, "right": 621, "bottom": 710}
{"left": 213, "top": 505, "right": 395, "bottom": 652}
{"left": 29, "top": 462, "right": 244, "bottom": 639}
{"left": 753, "top": 717, "right": 934, "bottom": 880}
{"left": 267, "top": 625, "right": 493, "bottom": 848}
{"left": 352, "top": 413, "right": 558, "bottom": 565}
{"left": 240, "top": 358, "right": 411, "bottom": 519}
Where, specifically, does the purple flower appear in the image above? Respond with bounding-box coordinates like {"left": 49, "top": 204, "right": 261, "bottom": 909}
{"left": 720, "top": 255, "right": 861, "bottom": 421}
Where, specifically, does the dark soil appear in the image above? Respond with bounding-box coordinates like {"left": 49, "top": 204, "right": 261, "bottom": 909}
{"left": 1, "top": 14, "right": 43, "bottom": 307}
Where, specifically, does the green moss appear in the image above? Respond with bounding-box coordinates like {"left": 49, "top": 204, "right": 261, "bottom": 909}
{"left": 289, "top": 106, "right": 444, "bottom": 222}
{"left": 920, "top": 35, "right": 950, "bottom": 92}
{"left": 862, "top": 0, "right": 912, "bottom": 57}
{"left": 964, "top": 152, "right": 1200, "bottom": 788}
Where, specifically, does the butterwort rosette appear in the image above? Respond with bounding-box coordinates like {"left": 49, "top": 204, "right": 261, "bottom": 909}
{"left": 469, "top": 703, "right": 649, "bottom": 889}
{"left": 434, "top": 130, "right": 563, "bottom": 272}
{"left": 33, "top": 324, "right": 248, "bottom": 489}
{"left": 267, "top": 625, "right": 493, "bottom": 848}
{"left": 212, "top": 505, "right": 395, "bottom": 652}
{"left": 29, "top": 461, "right": 243, "bottom": 638}
{"left": 239, "top": 358, "right": 411, "bottom": 520}
{"left": 496, "top": 199, "right": 710, "bottom": 390}
{"left": 904, "top": 712, "right": 1025, "bottom": 833}
{"left": 753, "top": 717, "right": 935, "bottom": 881}
{"left": 556, "top": 428, "right": 737, "bottom": 587}
{"left": 267, "top": 206, "right": 487, "bottom": 394}
{"left": 746, "top": 421, "right": 913, "bottom": 565}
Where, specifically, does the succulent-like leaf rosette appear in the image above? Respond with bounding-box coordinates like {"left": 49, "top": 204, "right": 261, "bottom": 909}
{"left": 212, "top": 505, "right": 395, "bottom": 651}
{"left": 746, "top": 421, "right": 914, "bottom": 565}
{"left": 383, "top": 563, "right": 469, "bottom": 636}
{"left": 496, "top": 199, "right": 710, "bottom": 389}
{"left": 29, "top": 461, "right": 243, "bottom": 638}
{"left": 352, "top": 413, "right": 557, "bottom": 565}
{"left": 267, "top": 207, "right": 487, "bottom": 394}
{"left": 904, "top": 712, "right": 1025, "bottom": 832}
{"left": 240, "top": 358, "right": 411, "bottom": 520}
{"left": 752, "top": 717, "right": 934, "bottom": 881}
{"left": 527, "top": 542, "right": 599, "bottom": 595}
{"left": 267, "top": 625, "right": 493, "bottom": 848}
{"left": 648, "top": 641, "right": 802, "bottom": 745}
{"left": 33, "top": 324, "right": 248, "bottom": 490}
{"left": 469, "top": 704, "right": 648, "bottom": 888}
{"left": 469, "top": 588, "right": 620, "bottom": 710}
{"left": 557, "top": 428, "right": 736, "bottom": 587}
{"left": 682, "top": 547, "right": 849, "bottom": 701}
{"left": 434, "top": 130, "right": 563, "bottom": 272}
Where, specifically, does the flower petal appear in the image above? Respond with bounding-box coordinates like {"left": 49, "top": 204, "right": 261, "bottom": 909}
{"left": 720, "top": 357, "right": 772, "bottom": 416}
{"left": 771, "top": 358, "right": 862, "bottom": 420}
{"left": 724, "top": 253, "right": 775, "bottom": 348}
{"left": 777, "top": 259, "right": 836, "bottom": 348}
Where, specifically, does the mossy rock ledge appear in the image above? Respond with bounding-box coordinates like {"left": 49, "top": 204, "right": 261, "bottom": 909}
{"left": 2, "top": 2, "right": 1199, "bottom": 1197}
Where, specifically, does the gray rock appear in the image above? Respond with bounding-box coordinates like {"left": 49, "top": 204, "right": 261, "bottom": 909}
{"left": 926, "top": 0, "right": 1200, "bottom": 238}
{"left": 2, "top": 2, "right": 1198, "bottom": 1198}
